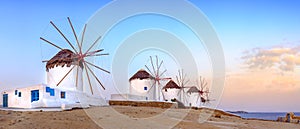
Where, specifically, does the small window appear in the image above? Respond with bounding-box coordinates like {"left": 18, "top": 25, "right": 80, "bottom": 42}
{"left": 18, "top": 92, "right": 21, "bottom": 97}
{"left": 15, "top": 90, "right": 18, "bottom": 95}
{"left": 46, "top": 87, "right": 50, "bottom": 92}
{"left": 61, "top": 91, "right": 66, "bottom": 99}
{"left": 144, "top": 86, "right": 147, "bottom": 91}
{"left": 50, "top": 89, "right": 55, "bottom": 96}
{"left": 46, "top": 87, "right": 55, "bottom": 96}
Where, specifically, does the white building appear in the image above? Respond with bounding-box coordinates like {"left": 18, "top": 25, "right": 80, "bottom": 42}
{"left": 128, "top": 69, "right": 155, "bottom": 100}
{"left": 162, "top": 80, "right": 180, "bottom": 102}
{"left": 2, "top": 49, "right": 105, "bottom": 109}
{"left": 186, "top": 86, "right": 201, "bottom": 107}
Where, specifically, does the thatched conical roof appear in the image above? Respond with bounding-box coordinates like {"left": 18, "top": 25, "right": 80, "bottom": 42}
{"left": 187, "top": 86, "right": 199, "bottom": 94}
{"left": 46, "top": 49, "right": 83, "bottom": 71}
{"left": 129, "top": 69, "right": 154, "bottom": 81}
{"left": 163, "top": 80, "right": 180, "bottom": 89}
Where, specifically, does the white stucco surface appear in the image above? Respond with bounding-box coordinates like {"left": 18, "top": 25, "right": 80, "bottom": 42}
{"left": 2, "top": 83, "right": 107, "bottom": 109}
{"left": 162, "top": 88, "right": 180, "bottom": 102}
{"left": 2, "top": 64, "right": 108, "bottom": 109}
{"left": 129, "top": 78, "right": 155, "bottom": 100}
{"left": 47, "top": 65, "right": 83, "bottom": 91}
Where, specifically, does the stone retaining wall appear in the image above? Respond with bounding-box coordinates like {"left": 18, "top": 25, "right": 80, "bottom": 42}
{"left": 109, "top": 100, "right": 178, "bottom": 108}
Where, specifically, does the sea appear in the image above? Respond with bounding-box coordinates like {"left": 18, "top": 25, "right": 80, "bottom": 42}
{"left": 231, "top": 112, "right": 300, "bottom": 121}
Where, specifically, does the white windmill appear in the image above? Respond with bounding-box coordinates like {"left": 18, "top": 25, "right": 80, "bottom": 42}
{"left": 175, "top": 69, "right": 191, "bottom": 106}
{"left": 145, "top": 56, "right": 171, "bottom": 101}
{"left": 40, "top": 17, "right": 110, "bottom": 95}
{"left": 187, "top": 76, "right": 213, "bottom": 107}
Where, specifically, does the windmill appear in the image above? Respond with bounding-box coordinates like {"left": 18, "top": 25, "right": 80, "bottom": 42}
{"left": 145, "top": 56, "right": 171, "bottom": 101}
{"left": 40, "top": 17, "right": 110, "bottom": 95}
{"left": 175, "top": 69, "right": 191, "bottom": 105}
{"left": 187, "top": 76, "right": 212, "bottom": 107}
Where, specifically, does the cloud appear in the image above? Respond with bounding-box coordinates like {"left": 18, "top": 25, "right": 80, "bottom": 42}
{"left": 242, "top": 45, "right": 300, "bottom": 72}
{"left": 226, "top": 71, "right": 300, "bottom": 93}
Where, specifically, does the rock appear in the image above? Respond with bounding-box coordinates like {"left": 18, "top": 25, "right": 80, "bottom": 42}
{"left": 290, "top": 119, "right": 299, "bottom": 124}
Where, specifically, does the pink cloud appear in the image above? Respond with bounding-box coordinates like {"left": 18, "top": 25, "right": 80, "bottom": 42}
{"left": 242, "top": 45, "right": 300, "bottom": 72}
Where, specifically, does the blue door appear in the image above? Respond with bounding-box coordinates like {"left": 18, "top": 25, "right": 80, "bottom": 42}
{"left": 31, "top": 90, "right": 39, "bottom": 102}
{"left": 3, "top": 94, "right": 8, "bottom": 107}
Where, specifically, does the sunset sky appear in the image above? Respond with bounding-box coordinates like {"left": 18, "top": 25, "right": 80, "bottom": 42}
{"left": 0, "top": 0, "right": 299, "bottom": 112}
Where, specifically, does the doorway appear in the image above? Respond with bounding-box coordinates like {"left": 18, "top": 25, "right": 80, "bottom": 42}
{"left": 3, "top": 94, "right": 8, "bottom": 107}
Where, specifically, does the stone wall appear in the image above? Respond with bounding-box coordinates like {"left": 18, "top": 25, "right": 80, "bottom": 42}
{"left": 109, "top": 100, "right": 178, "bottom": 108}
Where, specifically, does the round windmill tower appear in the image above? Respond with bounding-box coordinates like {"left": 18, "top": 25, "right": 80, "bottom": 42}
{"left": 46, "top": 49, "right": 83, "bottom": 91}
{"left": 175, "top": 69, "right": 191, "bottom": 106}
{"left": 129, "top": 69, "right": 155, "bottom": 100}
{"left": 187, "top": 76, "right": 213, "bottom": 107}
{"left": 144, "top": 56, "right": 171, "bottom": 101}
{"left": 162, "top": 80, "right": 180, "bottom": 102}
{"left": 41, "top": 17, "right": 110, "bottom": 95}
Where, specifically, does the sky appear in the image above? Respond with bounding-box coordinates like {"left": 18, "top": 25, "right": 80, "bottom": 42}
{"left": 0, "top": 0, "right": 300, "bottom": 112}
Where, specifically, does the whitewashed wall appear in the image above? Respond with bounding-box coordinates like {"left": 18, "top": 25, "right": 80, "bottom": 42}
{"left": 3, "top": 84, "right": 45, "bottom": 108}
{"left": 110, "top": 94, "right": 147, "bottom": 101}
{"left": 129, "top": 78, "right": 155, "bottom": 100}
{"left": 186, "top": 93, "right": 201, "bottom": 107}
{"left": 2, "top": 83, "right": 107, "bottom": 108}
{"left": 162, "top": 88, "right": 180, "bottom": 102}
{"left": 47, "top": 65, "right": 83, "bottom": 91}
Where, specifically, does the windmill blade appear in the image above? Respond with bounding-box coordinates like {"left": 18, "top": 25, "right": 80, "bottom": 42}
{"left": 156, "top": 55, "right": 159, "bottom": 76}
{"left": 176, "top": 88, "right": 181, "bottom": 96}
{"left": 56, "top": 65, "right": 76, "bottom": 86}
{"left": 85, "top": 35, "right": 102, "bottom": 55}
{"left": 158, "top": 83, "right": 166, "bottom": 101}
{"left": 91, "top": 53, "right": 109, "bottom": 57}
{"left": 183, "top": 81, "right": 190, "bottom": 88}
{"left": 85, "top": 62, "right": 105, "bottom": 90}
{"left": 196, "top": 95, "right": 200, "bottom": 105}
{"left": 200, "top": 77, "right": 204, "bottom": 91}
{"left": 157, "top": 60, "right": 163, "bottom": 73}
{"left": 159, "top": 69, "right": 167, "bottom": 77}
{"left": 147, "top": 81, "right": 156, "bottom": 94}
{"left": 50, "top": 21, "right": 78, "bottom": 54}
{"left": 181, "top": 70, "right": 185, "bottom": 86}
{"left": 199, "top": 76, "right": 203, "bottom": 87}
{"left": 196, "top": 79, "right": 200, "bottom": 90}
{"left": 200, "top": 76, "right": 208, "bottom": 89}
{"left": 86, "top": 53, "right": 109, "bottom": 58}
{"left": 160, "top": 77, "right": 172, "bottom": 81}
{"left": 204, "top": 81, "right": 208, "bottom": 87}
{"left": 80, "top": 24, "right": 87, "bottom": 49}
{"left": 67, "top": 17, "right": 81, "bottom": 53}
{"left": 83, "top": 62, "right": 93, "bottom": 95}
{"left": 156, "top": 79, "right": 161, "bottom": 85}
{"left": 86, "top": 49, "right": 105, "bottom": 56}
{"left": 150, "top": 56, "right": 157, "bottom": 77}
{"left": 184, "top": 93, "right": 188, "bottom": 105}
{"left": 161, "top": 88, "right": 166, "bottom": 101}
{"left": 201, "top": 96, "right": 206, "bottom": 103}
{"left": 85, "top": 61, "right": 110, "bottom": 74}
{"left": 42, "top": 60, "right": 49, "bottom": 63}
{"left": 180, "top": 70, "right": 184, "bottom": 85}
{"left": 40, "top": 37, "right": 63, "bottom": 50}
{"left": 178, "top": 70, "right": 182, "bottom": 86}
{"left": 181, "top": 91, "right": 186, "bottom": 104}
{"left": 183, "top": 74, "right": 190, "bottom": 86}
{"left": 75, "top": 65, "right": 79, "bottom": 88}
{"left": 205, "top": 87, "right": 210, "bottom": 93}
{"left": 145, "top": 65, "right": 155, "bottom": 77}
{"left": 176, "top": 76, "right": 180, "bottom": 87}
